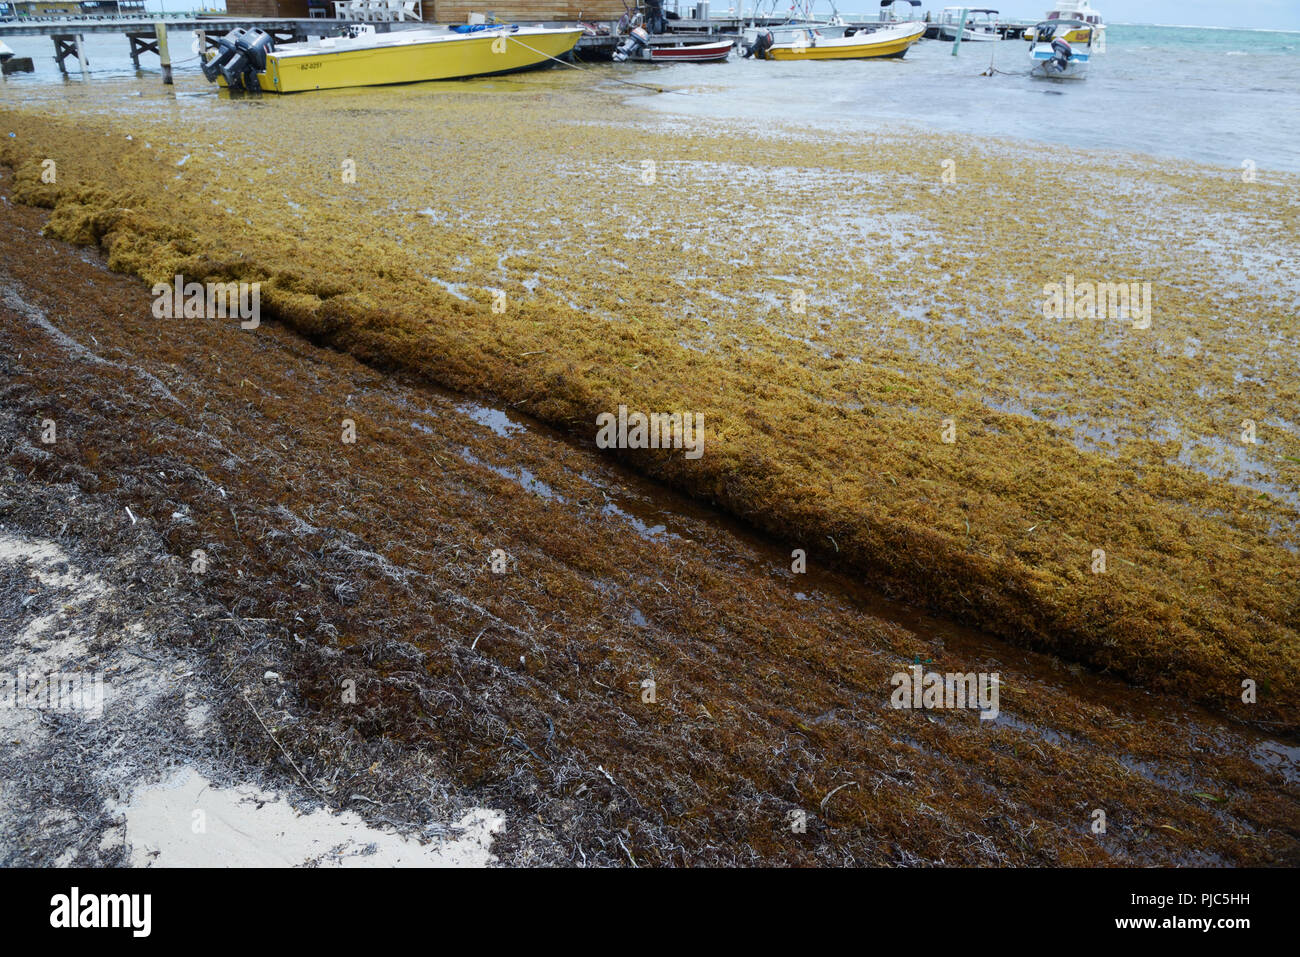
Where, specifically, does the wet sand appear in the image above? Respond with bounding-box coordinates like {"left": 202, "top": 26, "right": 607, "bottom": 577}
{"left": 2, "top": 171, "right": 1296, "bottom": 866}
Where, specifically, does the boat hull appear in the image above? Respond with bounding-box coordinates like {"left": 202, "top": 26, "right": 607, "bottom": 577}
{"left": 1059, "top": 27, "right": 1097, "bottom": 44}
{"left": 939, "top": 27, "right": 1001, "bottom": 41}
{"left": 765, "top": 22, "right": 925, "bottom": 60}
{"left": 647, "top": 40, "right": 734, "bottom": 62}
{"left": 224, "top": 28, "right": 585, "bottom": 94}
{"left": 1029, "top": 47, "right": 1090, "bottom": 78}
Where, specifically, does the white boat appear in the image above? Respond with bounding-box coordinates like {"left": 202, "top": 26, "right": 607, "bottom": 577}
{"left": 1027, "top": 17, "right": 1095, "bottom": 79}
{"left": 1040, "top": 0, "right": 1106, "bottom": 50}
{"left": 875, "top": 0, "right": 922, "bottom": 23}
{"left": 962, "top": 9, "right": 1002, "bottom": 41}
{"left": 749, "top": 20, "right": 926, "bottom": 60}
{"left": 744, "top": 19, "right": 850, "bottom": 46}
{"left": 613, "top": 28, "right": 734, "bottom": 62}
{"left": 937, "top": 7, "right": 1001, "bottom": 42}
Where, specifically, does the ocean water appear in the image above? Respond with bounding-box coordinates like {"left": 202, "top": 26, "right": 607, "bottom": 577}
{"left": 1, "top": 23, "right": 1297, "bottom": 171}
{"left": 638, "top": 24, "right": 1300, "bottom": 172}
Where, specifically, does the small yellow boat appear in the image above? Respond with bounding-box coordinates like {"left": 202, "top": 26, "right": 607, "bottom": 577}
{"left": 204, "top": 24, "right": 584, "bottom": 94}
{"left": 754, "top": 21, "right": 926, "bottom": 60}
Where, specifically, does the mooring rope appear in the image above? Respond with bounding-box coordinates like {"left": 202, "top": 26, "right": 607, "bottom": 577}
{"left": 978, "top": 36, "right": 1032, "bottom": 76}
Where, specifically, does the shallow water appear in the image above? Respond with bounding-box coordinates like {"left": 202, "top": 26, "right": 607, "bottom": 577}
{"left": 636, "top": 25, "right": 1300, "bottom": 172}
{"left": 5, "top": 23, "right": 1295, "bottom": 171}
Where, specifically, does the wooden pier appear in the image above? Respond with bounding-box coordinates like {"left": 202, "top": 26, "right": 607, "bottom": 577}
{"left": 0, "top": 16, "right": 360, "bottom": 75}
{"left": 0, "top": 16, "right": 356, "bottom": 39}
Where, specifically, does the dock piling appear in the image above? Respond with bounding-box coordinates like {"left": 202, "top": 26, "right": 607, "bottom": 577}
{"left": 50, "top": 34, "right": 83, "bottom": 74}
{"left": 155, "top": 21, "right": 172, "bottom": 86}
{"left": 127, "top": 31, "right": 163, "bottom": 70}
{"left": 74, "top": 34, "right": 89, "bottom": 76}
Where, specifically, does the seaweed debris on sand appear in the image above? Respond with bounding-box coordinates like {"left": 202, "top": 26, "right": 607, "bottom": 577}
{"left": 1, "top": 170, "right": 1296, "bottom": 866}
{"left": 1, "top": 76, "right": 1296, "bottom": 731}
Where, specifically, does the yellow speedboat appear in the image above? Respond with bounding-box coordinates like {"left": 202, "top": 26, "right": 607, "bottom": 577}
{"left": 205, "top": 24, "right": 584, "bottom": 94}
{"left": 754, "top": 21, "right": 926, "bottom": 60}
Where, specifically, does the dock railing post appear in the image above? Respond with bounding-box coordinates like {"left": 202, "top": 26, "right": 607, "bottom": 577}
{"left": 155, "top": 20, "right": 172, "bottom": 85}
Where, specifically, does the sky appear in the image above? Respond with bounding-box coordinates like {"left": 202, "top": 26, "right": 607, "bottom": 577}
{"left": 140, "top": 1, "right": 1300, "bottom": 31}
{"left": 1004, "top": 0, "right": 1300, "bottom": 29}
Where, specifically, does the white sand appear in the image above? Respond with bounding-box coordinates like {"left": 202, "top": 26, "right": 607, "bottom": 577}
{"left": 2, "top": 529, "right": 506, "bottom": 867}
{"left": 115, "top": 768, "right": 504, "bottom": 867}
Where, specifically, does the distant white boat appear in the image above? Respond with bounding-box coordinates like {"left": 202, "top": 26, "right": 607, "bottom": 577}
{"left": 744, "top": 19, "right": 851, "bottom": 46}
{"left": 1027, "top": 18, "right": 1096, "bottom": 79}
{"left": 876, "top": 0, "right": 923, "bottom": 23}
{"left": 937, "top": 7, "right": 1002, "bottom": 42}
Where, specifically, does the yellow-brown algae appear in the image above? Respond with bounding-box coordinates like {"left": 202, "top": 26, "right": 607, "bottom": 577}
{"left": 1, "top": 70, "right": 1296, "bottom": 731}
{"left": 1, "top": 164, "right": 1297, "bottom": 866}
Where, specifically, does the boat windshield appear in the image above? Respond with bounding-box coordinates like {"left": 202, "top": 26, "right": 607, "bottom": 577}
{"left": 1033, "top": 19, "right": 1091, "bottom": 43}
{"left": 1048, "top": 10, "right": 1102, "bottom": 23}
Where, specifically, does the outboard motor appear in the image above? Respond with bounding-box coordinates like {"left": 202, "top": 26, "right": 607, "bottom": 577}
{"left": 201, "top": 27, "right": 247, "bottom": 82}
{"left": 1050, "top": 36, "right": 1073, "bottom": 72}
{"left": 613, "top": 26, "right": 649, "bottom": 62}
{"left": 219, "top": 28, "right": 275, "bottom": 92}
{"left": 743, "top": 29, "right": 773, "bottom": 59}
